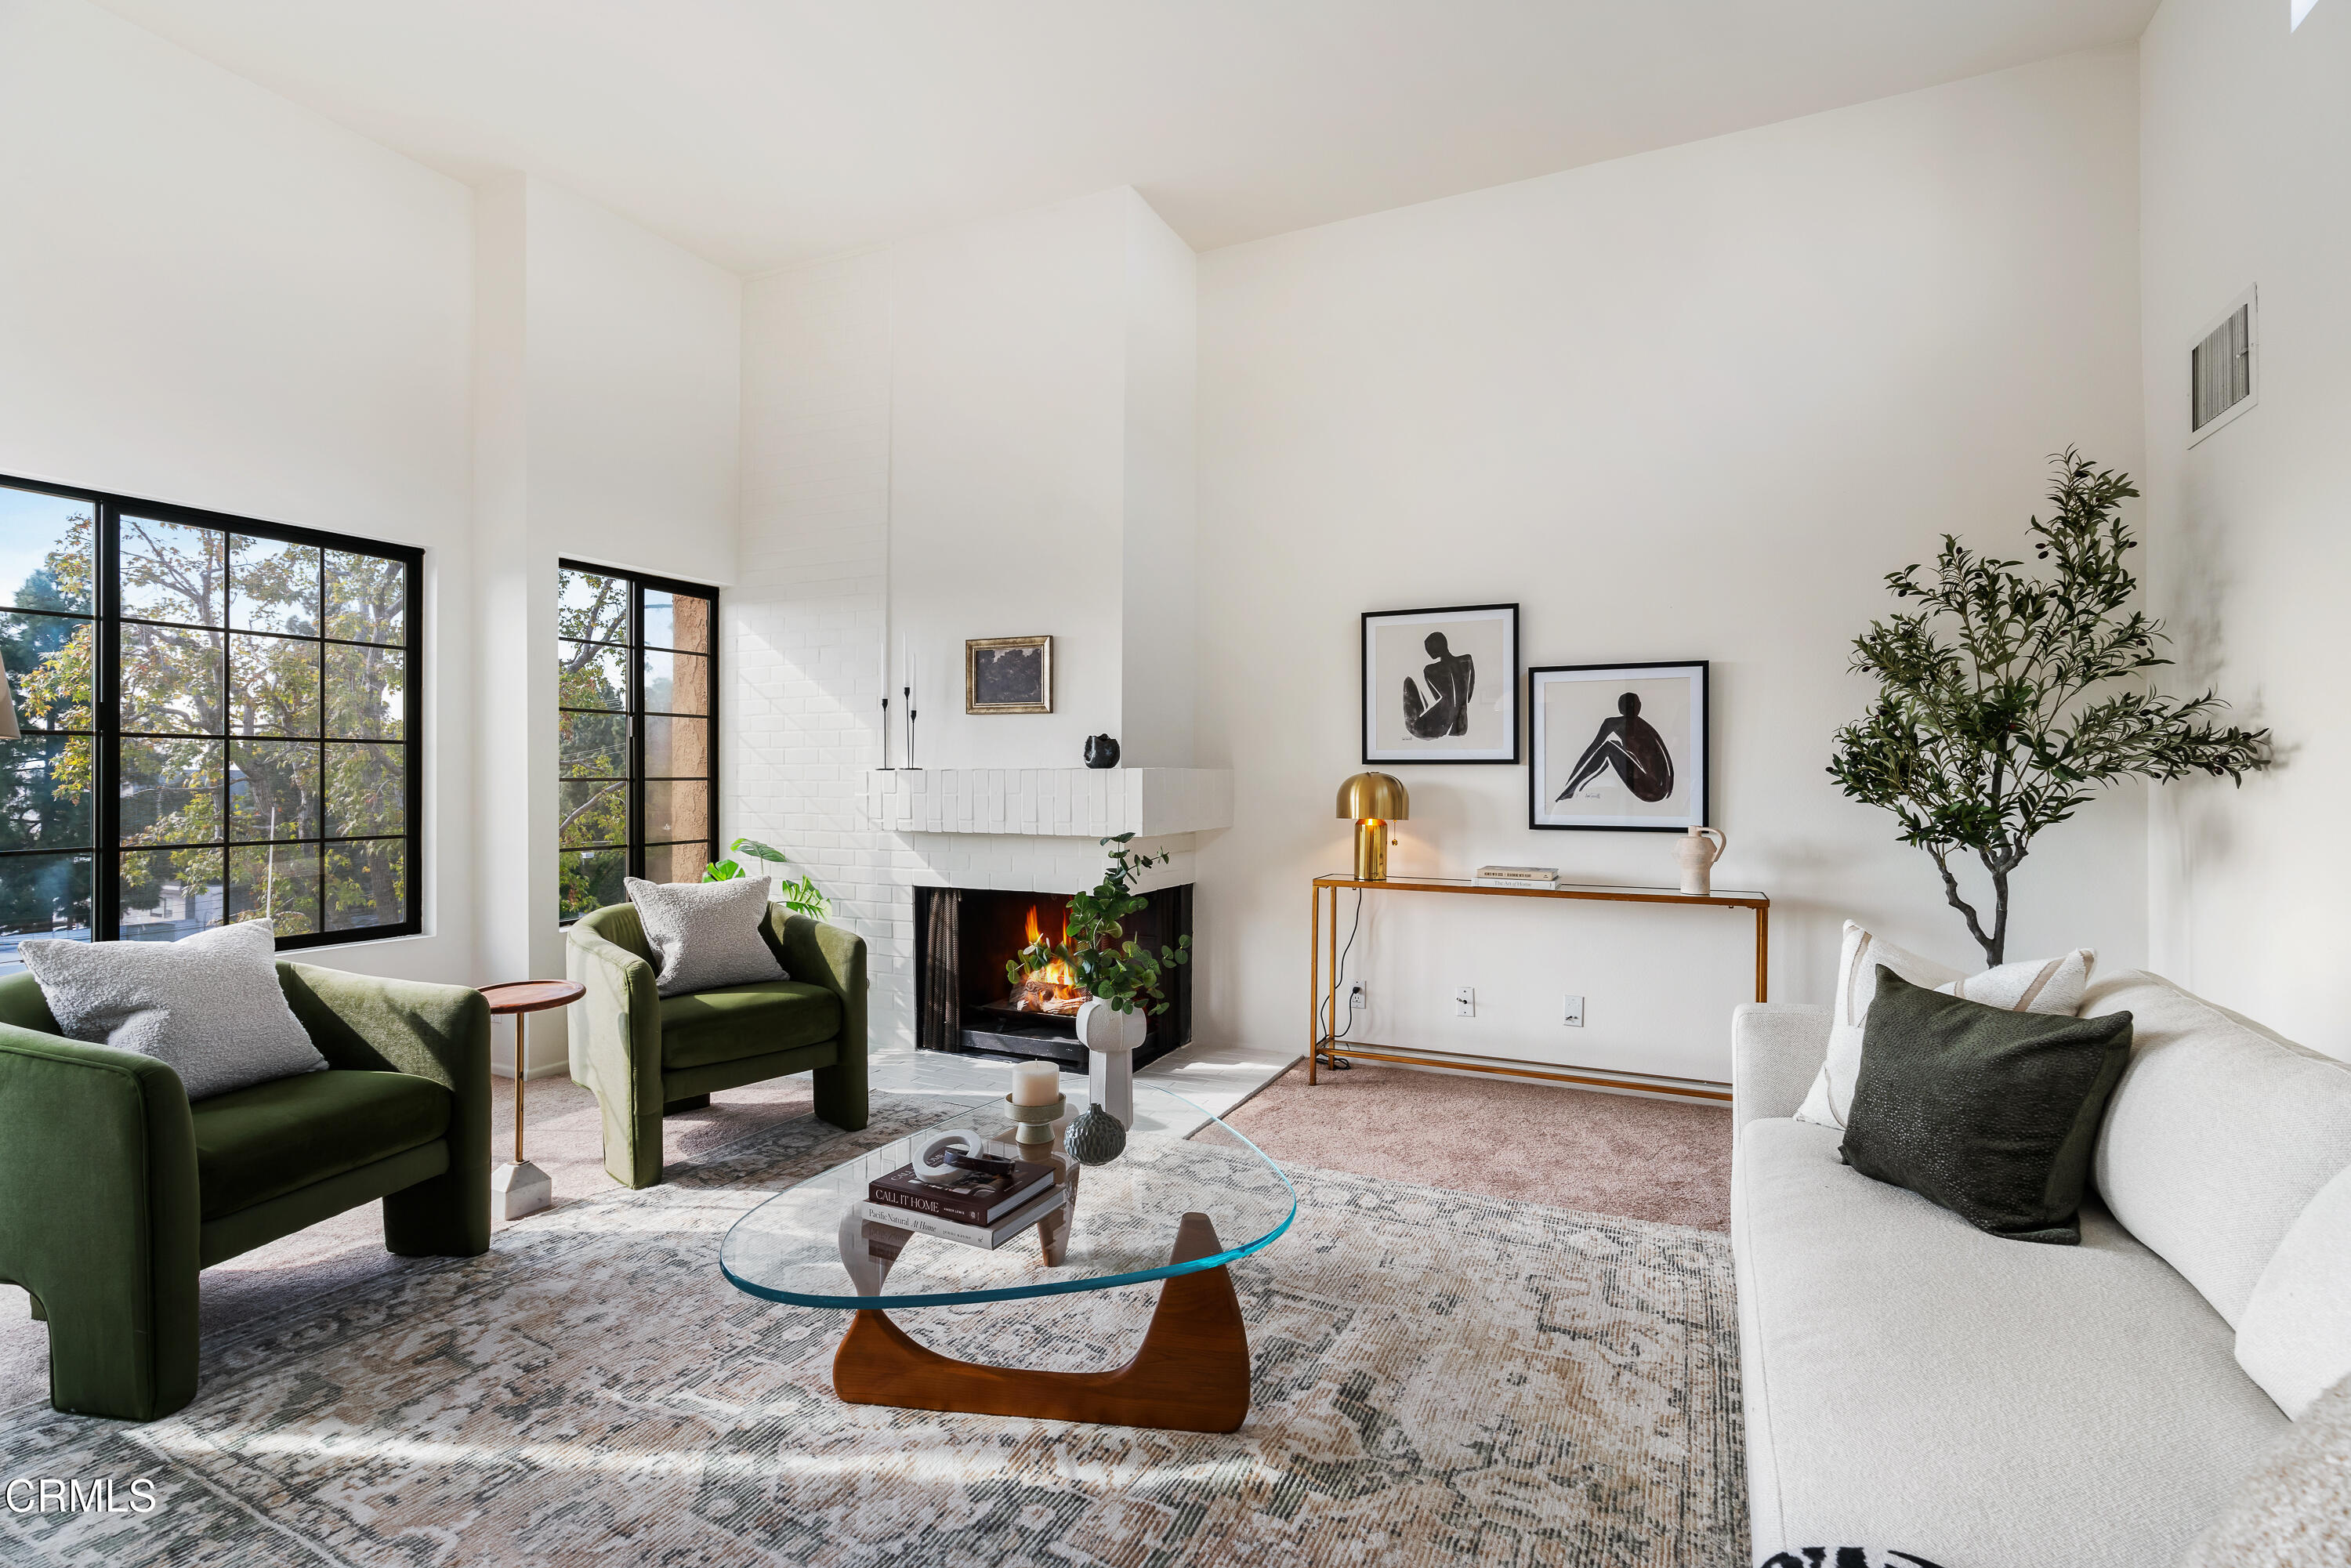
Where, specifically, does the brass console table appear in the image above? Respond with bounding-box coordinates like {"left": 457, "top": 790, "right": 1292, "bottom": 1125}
{"left": 1308, "top": 875, "right": 1769, "bottom": 1102}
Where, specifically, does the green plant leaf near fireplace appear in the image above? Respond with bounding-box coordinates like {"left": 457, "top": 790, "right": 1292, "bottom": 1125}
{"left": 1006, "top": 834, "right": 1193, "bottom": 1016}
{"left": 1828, "top": 449, "right": 2272, "bottom": 967}
{"left": 703, "top": 836, "right": 829, "bottom": 921}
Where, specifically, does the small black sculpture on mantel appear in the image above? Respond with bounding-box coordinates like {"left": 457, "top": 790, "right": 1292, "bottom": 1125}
{"left": 1083, "top": 734, "right": 1121, "bottom": 769}
{"left": 1066, "top": 1102, "right": 1128, "bottom": 1166}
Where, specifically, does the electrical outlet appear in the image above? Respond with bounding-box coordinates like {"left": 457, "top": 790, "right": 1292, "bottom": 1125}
{"left": 1454, "top": 987, "right": 1476, "bottom": 1018}
{"left": 1346, "top": 981, "right": 1367, "bottom": 1011}
{"left": 1562, "top": 994, "right": 1585, "bottom": 1027}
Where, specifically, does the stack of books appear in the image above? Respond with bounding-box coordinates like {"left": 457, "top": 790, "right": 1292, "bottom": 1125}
{"left": 862, "top": 1157, "right": 1063, "bottom": 1250}
{"left": 1473, "top": 864, "right": 1559, "bottom": 890}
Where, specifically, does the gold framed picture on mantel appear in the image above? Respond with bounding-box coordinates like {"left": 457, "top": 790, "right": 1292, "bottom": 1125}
{"left": 965, "top": 635, "right": 1052, "bottom": 714}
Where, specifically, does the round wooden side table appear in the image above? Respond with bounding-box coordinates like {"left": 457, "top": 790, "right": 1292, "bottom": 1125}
{"left": 480, "top": 980, "right": 585, "bottom": 1220}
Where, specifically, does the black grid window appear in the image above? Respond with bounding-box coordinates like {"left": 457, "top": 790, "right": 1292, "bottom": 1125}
{"left": 556, "top": 562, "right": 718, "bottom": 922}
{"left": 1, "top": 475, "right": 422, "bottom": 972}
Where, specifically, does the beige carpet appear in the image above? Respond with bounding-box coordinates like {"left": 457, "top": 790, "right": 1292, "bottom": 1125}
{"left": 1219, "top": 1063, "right": 1733, "bottom": 1230}
{"left": 0, "top": 1091, "right": 1745, "bottom": 1566}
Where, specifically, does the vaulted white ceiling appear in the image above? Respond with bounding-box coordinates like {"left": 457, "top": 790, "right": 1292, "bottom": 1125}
{"left": 96, "top": 0, "right": 2159, "bottom": 273}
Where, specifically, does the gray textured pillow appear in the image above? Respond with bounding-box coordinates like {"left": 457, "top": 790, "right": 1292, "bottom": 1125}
{"left": 16, "top": 920, "right": 328, "bottom": 1100}
{"left": 625, "top": 876, "right": 787, "bottom": 998}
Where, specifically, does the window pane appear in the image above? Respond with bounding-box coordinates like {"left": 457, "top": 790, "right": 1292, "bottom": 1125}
{"left": 228, "top": 633, "right": 321, "bottom": 737}
{"left": 641, "top": 590, "right": 712, "bottom": 654}
{"left": 230, "top": 739, "right": 320, "bottom": 842}
{"left": 120, "top": 624, "right": 223, "bottom": 735}
{"left": 119, "top": 846, "right": 224, "bottom": 941}
{"left": 644, "top": 842, "right": 711, "bottom": 885}
{"left": 326, "top": 837, "right": 407, "bottom": 932}
{"left": 559, "top": 570, "right": 629, "bottom": 645}
{"left": 324, "top": 741, "right": 404, "bottom": 838}
{"left": 1, "top": 734, "right": 94, "bottom": 851}
{"left": 230, "top": 536, "right": 320, "bottom": 634}
{"left": 119, "top": 516, "right": 224, "bottom": 627}
{"left": 1, "top": 610, "right": 93, "bottom": 733}
{"left": 228, "top": 842, "right": 319, "bottom": 936}
{"left": 0, "top": 486, "right": 95, "bottom": 614}
{"left": 560, "top": 639, "right": 628, "bottom": 710}
{"left": 642, "top": 649, "right": 708, "bottom": 715}
{"left": 119, "top": 738, "right": 223, "bottom": 846}
{"left": 643, "top": 780, "right": 711, "bottom": 845}
{"left": 324, "top": 551, "right": 406, "bottom": 646}
{"left": 325, "top": 643, "right": 404, "bottom": 740}
{"left": 0, "top": 852, "right": 93, "bottom": 972}
{"left": 643, "top": 715, "right": 708, "bottom": 779}
{"left": 560, "top": 710, "right": 627, "bottom": 777}
{"left": 559, "top": 848, "right": 625, "bottom": 921}
{"left": 559, "top": 779, "right": 626, "bottom": 848}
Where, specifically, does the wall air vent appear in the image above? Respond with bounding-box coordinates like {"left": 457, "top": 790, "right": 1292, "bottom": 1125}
{"left": 2190, "top": 287, "right": 2257, "bottom": 444}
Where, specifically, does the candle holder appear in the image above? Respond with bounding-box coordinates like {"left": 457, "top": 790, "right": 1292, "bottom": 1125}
{"left": 1004, "top": 1092, "right": 1066, "bottom": 1146}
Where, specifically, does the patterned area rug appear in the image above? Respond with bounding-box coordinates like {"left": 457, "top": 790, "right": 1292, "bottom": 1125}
{"left": 0, "top": 1094, "right": 1744, "bottom": 1567}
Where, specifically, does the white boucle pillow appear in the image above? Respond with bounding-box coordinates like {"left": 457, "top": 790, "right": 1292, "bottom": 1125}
{"left": 2236, "top": 1160, "right": 2351, "bottom": 1421}
{"left": 1792, "top": 920, "right": 2095, "bottom": 1129}
{"left": 625, "top": 875, "right": 787, "bottom": 998}
{"left": 16, "top": 920, "right": 328, "bottom": 1100}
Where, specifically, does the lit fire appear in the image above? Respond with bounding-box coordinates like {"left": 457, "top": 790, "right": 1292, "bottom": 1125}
{"left": 1013, "top": 904, "right": 1087, "bottom": 1014}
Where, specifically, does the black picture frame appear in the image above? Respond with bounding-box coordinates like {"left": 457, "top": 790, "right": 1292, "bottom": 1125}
{"left": 1527, "top": 661, "right": 1710, "bottom": 832}
{"left": 1360, "top": 602, "right": 1520, "bottom": 765}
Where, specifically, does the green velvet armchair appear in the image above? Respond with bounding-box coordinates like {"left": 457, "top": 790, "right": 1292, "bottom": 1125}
{"left": 565, "top": 903, "right": 868, "bottom": 1189}
{"left": 0, "top": 961, "right": 490, "bottom": 1423}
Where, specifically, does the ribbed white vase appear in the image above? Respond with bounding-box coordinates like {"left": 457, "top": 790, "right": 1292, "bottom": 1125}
{"left": 1074, "top": 998, "right": 1147, "bottom": 1128}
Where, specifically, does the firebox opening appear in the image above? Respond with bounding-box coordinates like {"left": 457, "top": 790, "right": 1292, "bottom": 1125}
{"left": 915, "top": 884, "right": 1193, "bottom": 1069}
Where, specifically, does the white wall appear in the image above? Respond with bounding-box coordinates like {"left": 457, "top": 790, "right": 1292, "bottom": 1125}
{"left": 0, "top": 0, "right": 478, "bottom": 985}
{"left": 474, "top": 174, "right": 743, "bottom": 1070}
{"left": 1120, "top": 191, "right": 1201, "bottom": 769}
{"left": 730, "top": 189, "right": 1199, "bottom": 1058}
{"left": 2140, "top": 0, "right": 2351, "bottom": 1057}
{"left": 1195, "top": 49, "right": 2148, "bottom": 1082}
{"left": 887, "top": 192, "right": 1129, "bottom": 767}
{"left": 0, "top": 4, "right": 741, "bottom": 1066}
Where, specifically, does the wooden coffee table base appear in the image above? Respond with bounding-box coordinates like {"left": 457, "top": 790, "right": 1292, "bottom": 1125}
{"left": 831, "top": 1211, "right": 1251, "bottom": 1432}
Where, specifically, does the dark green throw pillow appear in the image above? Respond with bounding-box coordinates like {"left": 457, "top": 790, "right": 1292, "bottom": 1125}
{"left": 1841, "top": 966, "right": 2132, "bottom": 1244}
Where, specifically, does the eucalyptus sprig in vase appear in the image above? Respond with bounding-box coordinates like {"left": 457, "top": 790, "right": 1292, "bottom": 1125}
{"left": 1007, "top": 833, "right": 1191, "bottom": 1128}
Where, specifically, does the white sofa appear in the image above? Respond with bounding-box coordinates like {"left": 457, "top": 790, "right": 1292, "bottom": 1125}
{"left": 1731, "top": 969, "right": 2351, "bottom": 1567}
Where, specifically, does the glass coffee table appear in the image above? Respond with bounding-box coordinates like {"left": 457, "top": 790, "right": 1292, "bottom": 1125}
{"left": 721, "top": 1082, "right": 1295, "bottom": 1432}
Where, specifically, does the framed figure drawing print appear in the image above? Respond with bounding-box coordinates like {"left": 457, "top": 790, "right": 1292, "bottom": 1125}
{"left": 1529, "top": 661, "right": 1708, "bottom": 831}
{"left": 1362, "top": 603, "right": 1520, "bottom": 764}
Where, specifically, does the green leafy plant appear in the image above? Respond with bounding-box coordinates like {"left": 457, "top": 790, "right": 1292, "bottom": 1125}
{"left": 1005, "top": 834, "right": 1192, "bottom": 1015}
{"left": 703, "top": 836, "right": 828, "bottom": 921}
{"left": 1829, "top": 449, "right": 2271, "bottom": 967}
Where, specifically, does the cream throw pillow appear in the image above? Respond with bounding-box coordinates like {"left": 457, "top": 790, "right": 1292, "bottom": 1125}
{"left": 1791, "top": 920, "right": 2095, "bottom": 1129}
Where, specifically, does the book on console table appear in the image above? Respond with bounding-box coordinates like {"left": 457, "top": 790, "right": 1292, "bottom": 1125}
{"left": 867, "top": 1160, "right": 1056, "bottom": 1226}
{"left": 858, "top": 1186, "right": 1066, "bottom": 1251}
{"left": 1473, "top": 864, "right": 1559, "bottom": 889}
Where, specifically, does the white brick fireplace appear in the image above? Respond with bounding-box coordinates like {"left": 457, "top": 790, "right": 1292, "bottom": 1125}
{"left": 725, "top": 194, "right": 1226, "bottom": 1056}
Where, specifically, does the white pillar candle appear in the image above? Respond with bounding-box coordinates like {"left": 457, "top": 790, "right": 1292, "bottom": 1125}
{"left": 1010, "top": 1061, "right": 1060, "bottom": 1106}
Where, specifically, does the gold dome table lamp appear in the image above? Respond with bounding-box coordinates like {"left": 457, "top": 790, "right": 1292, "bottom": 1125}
{"left": 1335, "top": 772, "right": 1408, "bottom": 880}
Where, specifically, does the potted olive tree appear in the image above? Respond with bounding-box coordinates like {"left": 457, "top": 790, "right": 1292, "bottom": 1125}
{"left": 1829, "top": 450, "right": 2270, "bottom": 965}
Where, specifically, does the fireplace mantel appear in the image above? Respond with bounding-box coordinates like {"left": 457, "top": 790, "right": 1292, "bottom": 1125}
{"left": 862, "top": 767, "right": 1232, "bottom": 838}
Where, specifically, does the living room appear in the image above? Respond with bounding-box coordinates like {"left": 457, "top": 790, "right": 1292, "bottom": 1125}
{"left": 0, "top": 1, "right": 2345, "bottom": 1563}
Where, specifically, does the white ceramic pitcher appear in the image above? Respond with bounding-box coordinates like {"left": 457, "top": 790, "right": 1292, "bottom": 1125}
{"left": 1677, "top": 826, "right": 1727, "bottom": 896}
